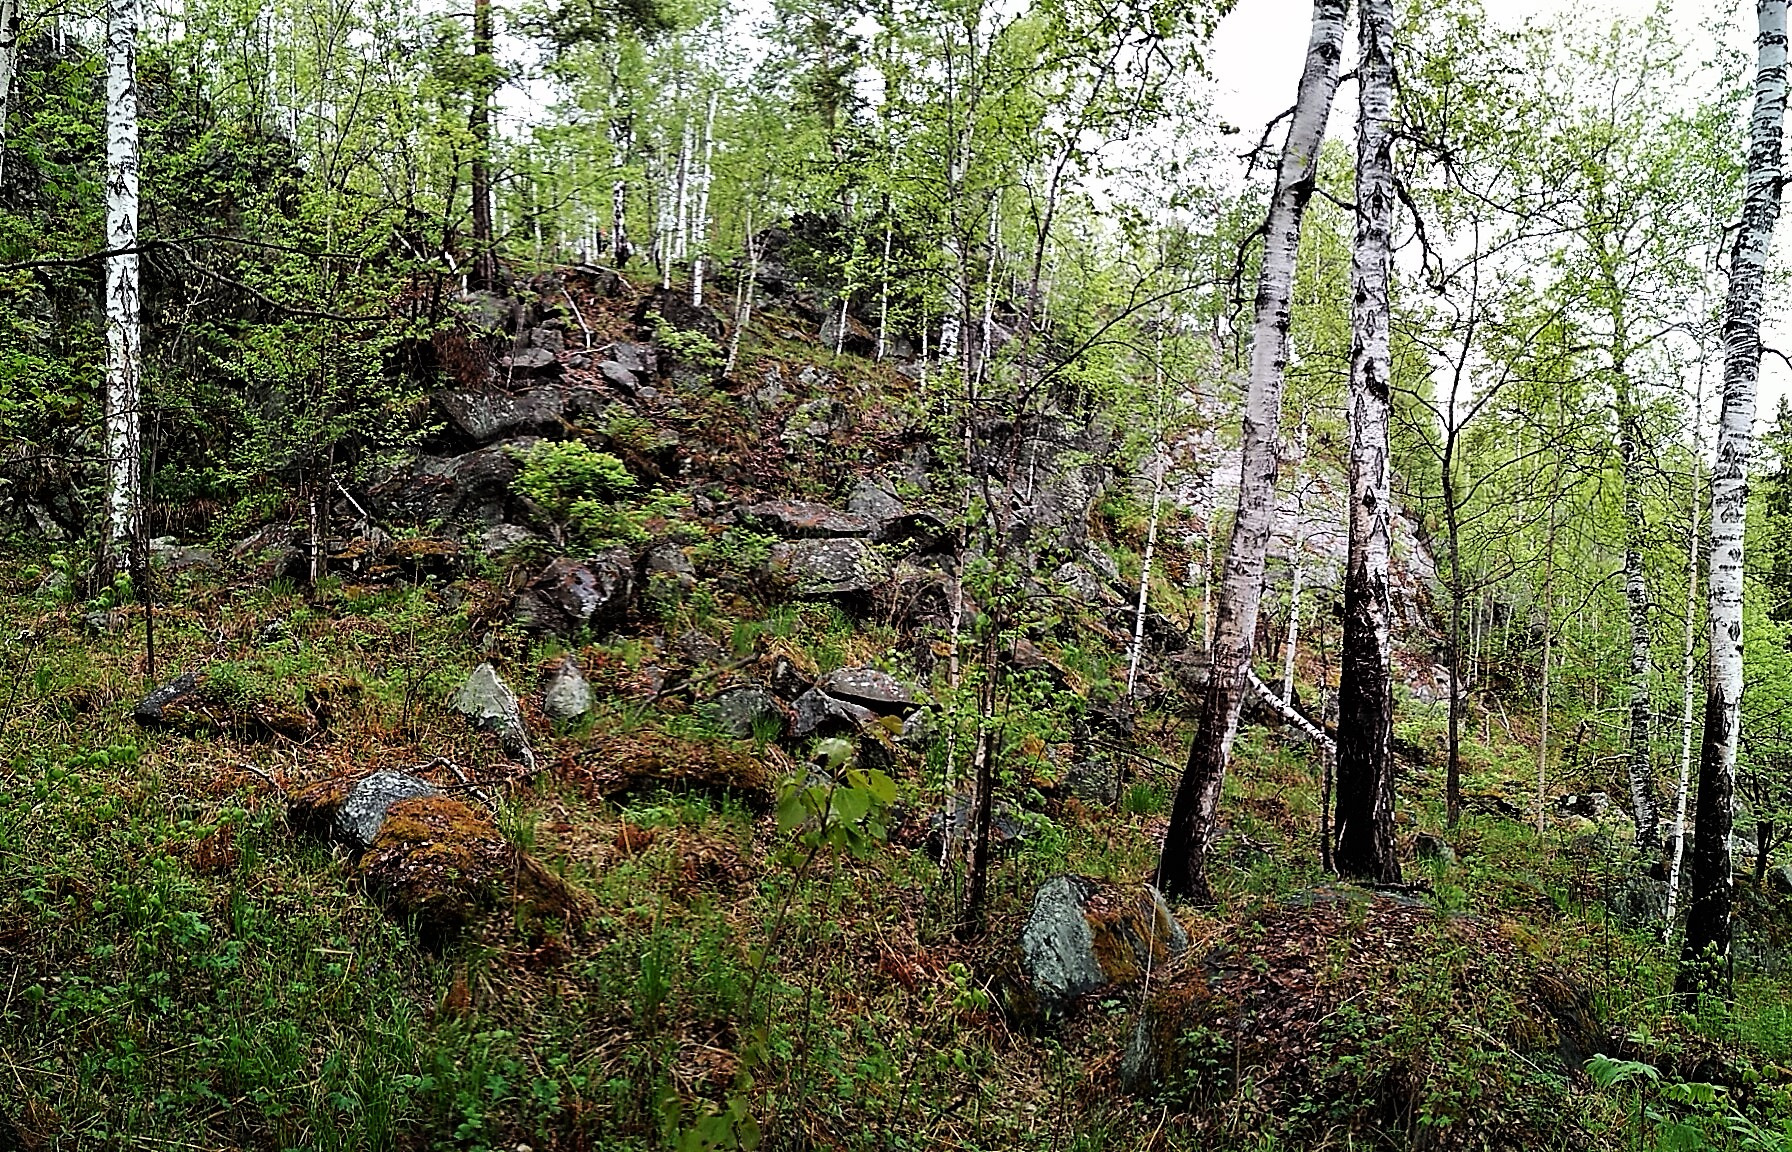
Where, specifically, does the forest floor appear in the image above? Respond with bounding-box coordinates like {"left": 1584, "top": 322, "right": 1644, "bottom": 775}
{"left": 5, "top": 562, "right": 1792, "bottom": 1151}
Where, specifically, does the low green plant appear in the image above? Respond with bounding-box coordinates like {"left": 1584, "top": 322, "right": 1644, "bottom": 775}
{"left": 510, "top": 440, "right": 688, "bottom": 550}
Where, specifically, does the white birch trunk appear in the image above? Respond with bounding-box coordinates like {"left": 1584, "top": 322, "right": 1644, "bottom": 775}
{"left": 105, "top": 0, "right": 142, "bottom": 556}
{"left": 1665, "top": 371, "right": 1705, "bottom": 938}
{"left": 674, "top": 119, "right": 691, "bottom": 263}
{"left": 1333, "top": 0, "right": 1400, "bottom": 883}
{"left": 877, "top": 212, "right": 893, "bottom": 361}
{"left": 691, "top": 91, "right": 717, "bottom": 307}
{"left": 724, "top": 209, "right": 757, "bottom": 377}
{"left": 1127, "top": 454, "right": 1166, "bottom": 697}
{"left": 611, "top": 119, "right": 630, "bottom": 265}
{"left": 1282, "top": 417, "right": 1311, "bottom": 706}
{"left": 1622, "top": 396, "right": 1659, "bottom": 848}
{"left": 1679, "top": 0, "right": 1787, "bottom": 994}
{"left": 0, "top": 0, "right": 19, "bottom": 187}
{"left": 1157, "top": 0, "right": 1348, "bottom": 901}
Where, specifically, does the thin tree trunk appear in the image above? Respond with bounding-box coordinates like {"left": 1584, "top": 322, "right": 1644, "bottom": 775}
{"left": 0, "top": 0, "right": 20, "bottom": 188}
{"left": 610, "top": 112, "right": 631, "bottom": 265}
{"left": 1127, "top": 454, "right": 1166, "bottom": 697}
{"left": 1665, "top": 370, "right": 1706, "bottom": 938}
{"left": 877, "top": 211, "right": 893, "bottom": 360}
{"left": 1157, "top": 0, "right": 1348, "bottom": 903}
{"left": 674, "top": 118, "right": 691, "bottom": 263}
{"left": 469, "top": 0, "right": 495, "bottom": 288}
{"left": 1621, "top": 393, "right": 1659, "bottom": 849}
{"left": 1333, "top": 0, "right": 1400, "bottom": 884}
{"left": 1678, "top": 0, "right": 1787, "bottom": 1002}
{"left": 104, "top": 0, "right": 141, "bottom": 567}
{"left": 1537, "top": 471, "right": 1560, "bottom": 839}
{"left": 724, "top": 210, "right": 757, "bottom": 378}
{"left": 1282, "top": 417, "right": 1310, "bottom": 706}
{"left": 691, "top": 92, "right": 717, "bottom": 307}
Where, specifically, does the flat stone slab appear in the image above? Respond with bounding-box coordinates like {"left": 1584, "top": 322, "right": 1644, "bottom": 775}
{"left": 336, "top": 771, "right": 440, "bottom": 851}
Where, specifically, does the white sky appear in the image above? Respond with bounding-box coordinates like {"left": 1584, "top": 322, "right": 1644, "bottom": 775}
{"left": 1207, "top": 0, "right": 1792, "bottom": 430}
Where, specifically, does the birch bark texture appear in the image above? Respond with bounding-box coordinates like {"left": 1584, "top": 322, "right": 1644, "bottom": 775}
{"left": 1664, "top": 371, "right": 1704, "bottom": 939}
{"left": 0, "top": 0, "right": 20, "bottom": 187}
{"left": 1332, "top": 0, "right": 1401, "bottom": 884}
{"left": 1621, "top": 396, "right": 1660, "bottom": 848}
{"left": 1156, "top": 0, "right": 1348, "bottom": 902}
{"left": 1677, "top": 0, "right": 1787, "bottom": 1000}
{"left": 105, "top": 0, "right": 142, "bottom": 555}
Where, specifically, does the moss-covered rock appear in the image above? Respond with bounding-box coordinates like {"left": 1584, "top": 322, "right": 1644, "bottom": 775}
{"left": 1015, "top": 875, "right": 1187, "bottom": 1018}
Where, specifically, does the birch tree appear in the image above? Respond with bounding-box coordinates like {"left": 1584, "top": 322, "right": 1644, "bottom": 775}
{"left": 1332, "top": 0, "right": 1400, "bottom": 884}
{"left": 1157, "top": 0, "right": 1348, "bottom": 902}
{"left": 1676, "top": 0, "right": 1787, "bottom": 1000}
{"left": 103, "top": 0, "right": 141, "bottom": 561}
{"left": 0, "top": 0, "right": 19, "bottom": 187}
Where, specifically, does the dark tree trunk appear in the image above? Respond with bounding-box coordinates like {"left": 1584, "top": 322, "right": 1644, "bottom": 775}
{"left": 1677, "top": 692, "right": 1737, "bottom": 997}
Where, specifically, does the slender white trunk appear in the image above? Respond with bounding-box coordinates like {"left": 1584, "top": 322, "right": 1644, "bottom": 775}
{"left": 976, "top": 193, "right": 1000, "bottom": 383}
{"left": 1127, "top": 455, "right": 1166, "bottom": 697}
{"left": 611, "top": 120, "right": 629, "bottom": 265}
{"left": 877, "top": 212, "right": 893, "bottom": 360}
{"left": 1158, "top": 0, "right": 1348, "bottom": 901}
{"left": 105, "top": 0, "right": 142, "bottom": 556}
{"left": 1282, "top": 417, "right": 1311, "bottom": 705}
{"left": 1334, "top": 0, "right": 1400, "bottom": 883}
{"left": 674, "top": 119, "right": 691, "bottom": 263}
{"left": 1621, "top": 386, "right": 1659, "bottom": 848}
{"left": 691, "top": 91, "right": 717, "bottom": 307}
{"left": 724, "top": 210, "right": 757, "bottom": 377}
{"left": 1665, "top": 369, "right": 1706, "bottom": 937}
{"left": 1202, "top": 489, "right": 1216, "bottom": 649}
{"left": 1679, "top": 0, "right": 1787, "bottom": 994}
{"left": 0, "top": 0, "right": 20, "bottom": 187}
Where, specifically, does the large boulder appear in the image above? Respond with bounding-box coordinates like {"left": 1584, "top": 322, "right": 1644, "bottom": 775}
{"left": 513, "top": 552, "right": 634, "bottom": 636}
{"left": 707, "top": 685, "right": 786, "bottom": 739}
{"left": 740, "top": 499, "right": 873, "bottom": 538}
{"left": 818, "top": 666, "right": 917, "bottom": 715}
{"left": 436, "top": 386, "right": 565, "bottom": 442}
{"left": 768, "top": 538, "right": 890, "bottom": 596}
{"left": 790, "top": 687, "right": 877, "bottom": 740}
{"left": 451, "top": 663, "right": 535, "bottom": 769}
{"left": 371, "top": 440, "right": 531, "bottom": 528}
{"left": 1018, "top": 876, "right": 1187, "bottom": 1018}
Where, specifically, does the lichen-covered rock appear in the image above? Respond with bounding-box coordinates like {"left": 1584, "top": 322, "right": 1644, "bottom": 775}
{"left": 768, "top": 537, "right": 889, "bottom": 596}
{"left": 818, "top": 667, "right": 917, "bottom": 715}
{"left": 707, "top": 685, "right": 785, "bottom": 738}
{"left": 542, "top": 657, "right": 594, "bottom": 722}
{"left": 790, "top": 687, "right": 876, "bottom": 740}
{"left": 780, "top": 398, "right": 850, "bottom": 445}
{"left": 436, "top": 386, "right": 565, "bottom": 442}
{"left": 133, "top": 671, "right": 200, "bottom": 725}
{"left": 1018, "top": 876, "right": 1186, "bottom": 1017}
{"left": 451, "top": 663, "right": 535, "bottom": 769}
{"left": 513, "top": 552, "right": 634, "bottom": 636}
{"left": 371, "top": 439, "right": 533, "bottom": 528}
{"left": 740, "top": 499, "right": 873, "bottom": 539}
{"left": 335, "top": 771, "right": 440, "bottom": 851}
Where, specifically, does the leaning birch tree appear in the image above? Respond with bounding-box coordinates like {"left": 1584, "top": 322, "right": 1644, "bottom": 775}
{"left": 1332, "top": 0, "right": 1401, "bottom": 884}
{"left": 1677, "top": 0, "right": 1788, "bottom": 999}
{"left": 1157, "top": 0, "right": 1348, "bottom": 902}
{"left": 103, "top": 0, "right": 142, "bottom": 564}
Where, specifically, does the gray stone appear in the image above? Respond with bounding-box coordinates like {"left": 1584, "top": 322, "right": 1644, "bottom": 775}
{"left": 133, "top": 672, "right": 200, "bottom": 725}
{"left": 1770, "top": 864, "right": 1792, "bottom": 895}
{"left": 82, "top": 610, "right": 121, "bottom": 634}
{"left": 477, "top": 523, "right": 539, "bottom": 559}
{"left": 790, "top": 688, "right": 876, "bottom": 740}
{"left": 780, "top": 398, "right": 849, "bottom": 445}
{"left": 709, "top": 685, "right": 785, "bottom": 739}
{"left": 543, "top": 657, "right": 594, "bottom": 722}
{"left": 769, "top": 538, "right": 889, "bottom": 596}
{"left": 1556, "top": 792, "right": 1613, "bottom": 821}
{"left": 646, "top": 542, "right": 697, "bottom": 588}
{"left": 1020, "top": 876, "right": 1187, "bottom": 1015}
{"left": 607, "top": 341, "right": 650, "bottom": 374}
{"left": 149, "top": 538, "right": 220, "bottom": 573}
{"left": 740, "top": 500, "right": 873, "bottom": 539}
{"left": 1414, "top": 833, "right": 1456, "bottom": 866}
{"left": 529, "top": 326, "right": 565, "bottom": 355}
{"left": 769, "top": 657, "right": 812, "bottom": 700}
{"left": 1052, "top": 562, "right": 1109, "bottom": 605}
{"left": 500, "top": 346, "right": 559, "bottom": 373}
{"left": 599, "top": 360, "right": 638, "bottom": 390}
{"left": 818, "top": 666, "right": 916, "bottom": 714}
{"left": 751, "top": 367, "right": 789, "bottom": 409}
{"left": 451, "top": 663, "right": 535, "bottom": 769}
{"left": 336, "top": 771, "right": 439, "bottom": 851}
{"left": 897, "top": 707, "right": 935, "bottom": 752}
{"left": 923, "top": 796, "right": 1028, "bottom": 860}
{"left": 512, "top": 552, "right": 633, "bottom": 637}
{"left": 371, "top": 440, "right": 532, "bottom": 528}
{"left": 846, "top": 475, "right": 905, "bottom": 525}
{"left": 436, "top": 387, "right": 565, "bottom": 442}
{"left": 1084, "top": 547, "right": 1122, "bottom": 585}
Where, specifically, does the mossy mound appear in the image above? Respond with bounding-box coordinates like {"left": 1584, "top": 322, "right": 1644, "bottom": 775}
{"left": 568, "top": 731, "right": 778, "bottom": 809}
{"left": 1123, "top": 889, "right": 1603, "bottom": 1150}
{"left": 362, "top": 794, "right": 588, "bottom": 942}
